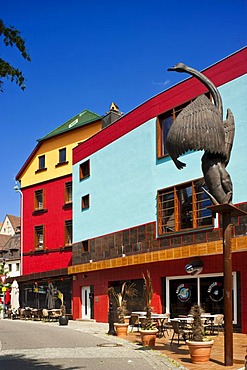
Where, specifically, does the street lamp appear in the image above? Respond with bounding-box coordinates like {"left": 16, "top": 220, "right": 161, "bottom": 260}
{"left": 14, "top": 183, "right": 23, "bottom": 276}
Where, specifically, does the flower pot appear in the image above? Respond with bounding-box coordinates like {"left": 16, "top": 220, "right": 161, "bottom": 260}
{"left": 114, "top": 323, "right": 129, "bottom": 337}
{"left": 59, "top": 315, "right": 69, "bottom": 326}
{"left": 139, "top": 328, "right": 158, "bottom": 347}
{"left": 186, "top": 340, "right": 214, "bottom": 364}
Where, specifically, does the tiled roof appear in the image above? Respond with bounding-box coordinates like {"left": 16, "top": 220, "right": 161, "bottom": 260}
{"left": 0, "top": 234, "right": 11, "bottom": 249}
{"left": 6, "top": 215, "right": 20, "bottom": 232}
{"left": 38, "top": 110, "right": 102, "bottom": 142}
{"left": 2, "top": 233, "right": 20, "bottom": 261}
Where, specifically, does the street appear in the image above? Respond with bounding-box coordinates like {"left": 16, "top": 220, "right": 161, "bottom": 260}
{"left": 0, "top": 319, "right": 184, "bottom": 370}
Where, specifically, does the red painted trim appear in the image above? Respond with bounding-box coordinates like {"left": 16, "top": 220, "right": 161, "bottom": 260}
{"left": 73, "top": 47, "right": 247, "bottom": 164}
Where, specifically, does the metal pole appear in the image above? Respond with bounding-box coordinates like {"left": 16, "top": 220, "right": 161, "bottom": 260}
{"left": 208, "top": 204, "right": 247, "bottom": 366}
{"left": 222, "top": 211, "right": 233, "bottom": 366}
{"left": 108, "top": 302, "right": 116, "bottom": 335}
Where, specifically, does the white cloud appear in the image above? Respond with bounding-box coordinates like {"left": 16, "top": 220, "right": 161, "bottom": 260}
{"left": 152, "top": 79, "right": 170, "bottom": 87}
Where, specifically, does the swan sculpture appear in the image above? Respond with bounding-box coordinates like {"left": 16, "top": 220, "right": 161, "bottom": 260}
{"left": 166, "top": 63, "right": 235, "bottom": 205}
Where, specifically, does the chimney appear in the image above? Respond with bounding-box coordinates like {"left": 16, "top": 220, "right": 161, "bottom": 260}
{"left": 102, "top": 102, "right": 122, "bottom": 129}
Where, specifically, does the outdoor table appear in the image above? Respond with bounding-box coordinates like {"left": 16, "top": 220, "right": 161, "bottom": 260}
{"left": 31, "top": 308, "right": 43, "bottom": 320}
{"left": 201, "top": 314, "right": 221, "bottom": 334}
{"left": 131, "top": 311, "right": 146, "bottom": 316}
{"left": 47, "top": 309, "right": 61, "bottom": 321}
{"left": 152, "top": 314, "right": 169, "bottom": 338}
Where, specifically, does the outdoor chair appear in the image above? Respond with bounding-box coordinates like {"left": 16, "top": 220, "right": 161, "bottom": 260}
{"left": 22, "top": 307, "right": 32, "bottom": 320}
{"left": 42, "top": 309, "right": 49, "bottom": 322}
{"left": 129, "top": 314, "right": 141, "bottom": 332}
{"left": 210, "top": 314, "right": 224, "bottom": 335}
{"left": 156, "top": 317, "right": 169, "bottom": 338}
{"left": 170, "top": 320, "right": 192, "bottom": 345}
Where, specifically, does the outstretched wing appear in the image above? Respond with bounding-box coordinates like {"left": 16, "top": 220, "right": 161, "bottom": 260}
{"left": 223, "top": 108, "right": 235, "bottom": 166}
{"left": 166, "top": 94, "right": 226, "bottom": 166}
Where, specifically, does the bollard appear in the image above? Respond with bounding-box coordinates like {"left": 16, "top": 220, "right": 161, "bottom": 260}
{"left": 108, "top": 302, "right": 116, "bottom": 335}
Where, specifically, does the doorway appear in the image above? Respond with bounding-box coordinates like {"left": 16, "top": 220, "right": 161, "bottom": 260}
{"left": 81, "top": 286, "right": 93, "bottom": 320}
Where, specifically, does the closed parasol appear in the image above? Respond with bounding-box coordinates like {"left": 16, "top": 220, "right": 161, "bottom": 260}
{"left": 11, "top": 280, "right": 20, "bottom": 314}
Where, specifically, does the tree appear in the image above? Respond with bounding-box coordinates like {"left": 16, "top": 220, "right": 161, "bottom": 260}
{"left": 0, "top": 19, "right": 31, "bottom": 92}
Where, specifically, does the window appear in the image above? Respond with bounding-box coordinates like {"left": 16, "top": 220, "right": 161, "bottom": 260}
{"left": 65, "top": 220, "right": 72, "bottom": 245}
{"left": 8, "top": 264, "right": 12, "bottom": 272}
{"left": 65, "top": 182, "right": 72, "bottom": 203}
{"left": 166, "top": 273, "right": 237, "bottom": 324}
{"left": 38, "top": 155, "right": 45, "bottom": 169}
{"left": 157, "top": 94, "right": 211, "bottom": 158}
{"left": 82, "top": 240, "right": 89, "bottom": 253}
{"left": 157, "top": 179, "right": 213, "bottom": 235}
{"left": 59, "top": 148, "right": 66, "bottom": 163}
{"left": 79, "top": 160, "right": 90, "bottom": 181}
{"left": 34, "top": 190, "right": 44, "bottom": 210}
{"left": 35, "top": 225, "right": 44, "bottom": 249}
{"left": 16, "top": 263, "right": 20, "bottom": 272}
{"left": 81, "top": 194, "right": 90, "bottom": 210}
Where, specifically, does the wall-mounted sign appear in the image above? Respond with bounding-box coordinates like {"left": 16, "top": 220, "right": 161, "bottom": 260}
{"left": 208, "top": 281, "right": 224, "bottom": 302}
{"left": 176, "top": 283, "right": 191, "bottom": 302}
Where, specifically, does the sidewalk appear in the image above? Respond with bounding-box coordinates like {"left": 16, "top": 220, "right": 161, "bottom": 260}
{"left": 126, "top": 327, "right": 247, "bottom": 370}
{"left": 73, "top": 320, "right": 246, "bottom": 370}
{"left": 69, "top": 320, "right": 187, "bottom": 369}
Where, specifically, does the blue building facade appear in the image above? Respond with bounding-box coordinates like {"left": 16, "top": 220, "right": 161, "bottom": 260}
{"left": 70, "top": 48, "right": 247, "bottom": 332}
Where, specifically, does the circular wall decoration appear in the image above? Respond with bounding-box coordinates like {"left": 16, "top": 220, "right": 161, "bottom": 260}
{"left": 176, "top": 283, "right": 191, "bottom": 302}
{"left": 207, "top": 282, "right": 224, "bottom": 302}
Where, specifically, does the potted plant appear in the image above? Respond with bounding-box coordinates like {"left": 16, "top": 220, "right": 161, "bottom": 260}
{"left": 59, "top": 304, "right": 69, "bottom": 326}
{"left": 186, "top": 304, "right": 214, "bottom": 364}
{"left": 108, "top": 282, "right": 137, "bottom": 337}
{"left": 139, "top": 270, "right": 158, "bottom": 346}
{"left": 58, "top": 291, "right": 69, "bottom": 326}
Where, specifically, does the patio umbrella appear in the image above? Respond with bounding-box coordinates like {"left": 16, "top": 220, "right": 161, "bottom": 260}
{"left": 11, "top": 280, "right": 20, "bottom": 314}
{"left": 46, "top": 282, "right": 55, "bottom": 309}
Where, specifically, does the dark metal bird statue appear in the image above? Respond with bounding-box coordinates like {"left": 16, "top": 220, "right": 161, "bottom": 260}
{"left": 166, "top": 63, "right": 235, "bottom": 205}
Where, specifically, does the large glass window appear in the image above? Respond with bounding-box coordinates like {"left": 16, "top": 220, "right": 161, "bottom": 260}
{"left": 157, "top": 179, "right": 213, "bottom": 235}
{"left": 165, "top": 273, "right": 237, "bottom": 324}
{"left": 21, "top": 279, "right": 72, "bottom": 313}
{"left": 169, "top": 278, "right": 198, "bottom": 318}
{"left": 109, "top": 279, "right": 145, "bottom": 316}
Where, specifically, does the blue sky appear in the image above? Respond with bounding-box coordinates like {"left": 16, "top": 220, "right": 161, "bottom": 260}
{"left": 1, "top": 0, "right": 246, "bottom": 221}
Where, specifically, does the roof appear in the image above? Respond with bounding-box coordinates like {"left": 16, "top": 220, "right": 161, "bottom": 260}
{"left": 0, "top": 234, "right": 11, "bottom": 249}
{"left": 16, "top": 109, "right": 102, "bottom": 180}
{"left": 6, "top": 215, "right": 20, "bottom": 232}
{"left": 37, "top": 109, "right": 102, "bottom": 142}
{"left": 0, "top": 233, "right": 20, "bottom": 261}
